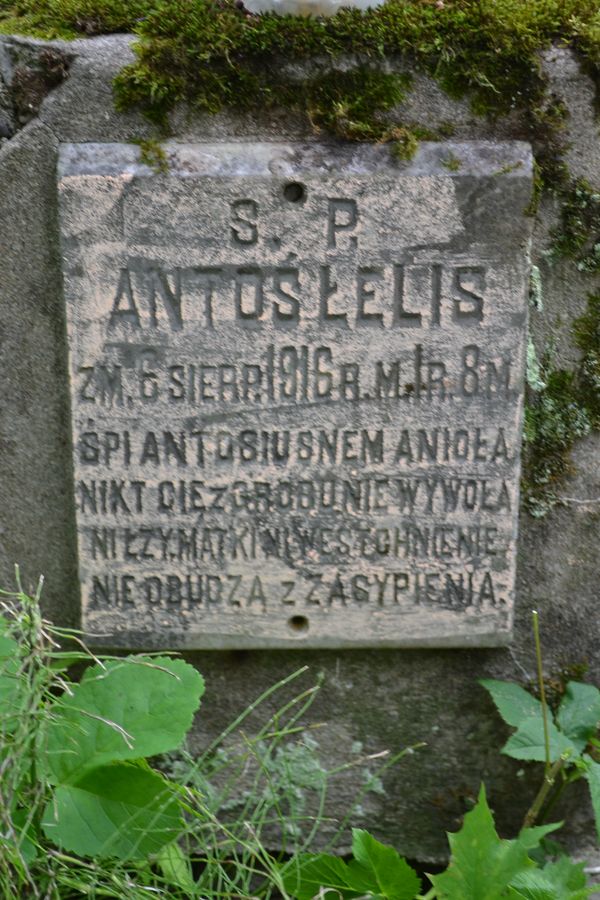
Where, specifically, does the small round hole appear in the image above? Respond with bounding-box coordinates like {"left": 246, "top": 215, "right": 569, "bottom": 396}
{"left": 283, "top": 182, "right": 306, "bottom": 203}
{"left": 288, "top": 615, "right": 309, "bottom": 634}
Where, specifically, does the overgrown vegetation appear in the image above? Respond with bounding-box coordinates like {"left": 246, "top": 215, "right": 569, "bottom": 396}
{"left": 0, "top": 0, "right": 152, "bottom": 37}
{"left": 0, "top": 575, "right": 413, "bottom": 898}
{"left": 549, "top": 180, "right": 600, "bottom": 274}
{"left": 2, "top": 582, "right": 600, "bottom": 898}
{"left": 482, "top": 676, "right": 600, "bottom": 835}
{"left": 522, "top": 292, "right": 600, "bottom": 516}
{"left": 132, "top": 136, "right": 169, "bottom": 172}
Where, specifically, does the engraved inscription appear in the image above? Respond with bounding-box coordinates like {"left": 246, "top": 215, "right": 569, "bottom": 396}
{"left": 59, "top": 141, "right": 532, "bottom": 647}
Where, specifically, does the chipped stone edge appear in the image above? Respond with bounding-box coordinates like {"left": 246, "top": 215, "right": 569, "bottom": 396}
{"left": 58, "top": 139, "right": 534, "bottom": 180}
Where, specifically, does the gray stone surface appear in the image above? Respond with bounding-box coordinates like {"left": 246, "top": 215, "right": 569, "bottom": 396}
{"left": 0, "top": 119, "right": 79, "bottom": 625}
{"left": 59, "top": 140, "right": 532, "bottom": 648}
{"left": 0, "top": 32, "right": 597, "bottom": 860}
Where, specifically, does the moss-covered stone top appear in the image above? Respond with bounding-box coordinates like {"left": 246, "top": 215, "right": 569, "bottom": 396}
{"left": 1, "top": 0, "right": 600, "bottom": 155}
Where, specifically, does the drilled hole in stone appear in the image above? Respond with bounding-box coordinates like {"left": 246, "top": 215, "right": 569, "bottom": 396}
{"left": 288, "top": 614, "right": 309, "bottom": 633}
{"left": 283, "top": 181, "right": 306, "bottom": 203}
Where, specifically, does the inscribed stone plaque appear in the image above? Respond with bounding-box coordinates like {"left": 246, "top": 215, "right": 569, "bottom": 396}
{"left": 58, "top": 141, "right": 533, "bottom": 648}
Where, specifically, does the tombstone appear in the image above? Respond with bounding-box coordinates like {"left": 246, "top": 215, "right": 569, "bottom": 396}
{"left": 57, "top": 139, "right": 532, "bottom": 649}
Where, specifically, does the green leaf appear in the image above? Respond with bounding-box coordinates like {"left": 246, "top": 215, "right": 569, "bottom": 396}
{"left": 517, "top": 823, "right": 564, "bottom": 851}
{"left": 542, "top": 856, "right": 593, "bottom": 895}
{"left": 556, "top": 683, "right": 600, "bottom": 752}
{"left": 509, "top": 870, "right": 558, "bottom": 900}
{"left": 510, "top": 855, "right": 594, "bottom": 899}
{"left": 44, "top": 656, "right": 204, "bottom": 783}
{"left": 0, "top": 627, "right": 23, "bottom": 728}
{"left": 156, "top": 841, "right": 196, "bottom": 892}
{"left": 430, "top": 785, "right": 560, "bottom": 900}
{"left": 9, "top": 808, "right": 39, "bottom": 864}
{"left": 281, "top": 853, "right": 370, "bottom": 900}
{"left": 503, "top": 719, "right": 576, "bottom": 762}
{"left": 351, "top": 829, "right": 421, "bottom": 900}
{"left": 480, "top": 680, "right": 543, "bottom": 728}
{"left": 280, "top": 833, "right": 420, "bottom": 899}
{"left": 583, "top": 755, "right": 600, "bottom": 842}
{"left": 41, "top": 763, "right": 181, "bottom": 860}
{"left": 0, "top": 634, "right": 18, "bottom": 657}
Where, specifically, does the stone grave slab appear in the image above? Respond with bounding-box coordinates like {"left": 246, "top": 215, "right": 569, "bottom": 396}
{"left": 58, "top": 140, "right": 533, "bottom": 647}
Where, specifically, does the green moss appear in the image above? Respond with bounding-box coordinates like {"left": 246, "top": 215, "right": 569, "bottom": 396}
{"left": 131, "top": 137, "right": 169, "bottom": 172}
{"left": 0, "top": 0, "right": 154, "bottom": 38}
{"left": 573, "top": 292, "right": 600, "bottom": 424}
{"left": 523, "top": 96, "right": 570, "bottom": 193}
{"left": 6, "top": 0, "right": 591, "bottom": 166}
{"left": 106, "top": 0, "right": 599, "bottom": 153}
{"left": 572, "top": 11, "right": 600, "bottom": 114}
{"left": 441, "top": 153, "right": 462, "bottom": 172}
{"left": 1, "top": 0, "right": 600, "bottom": 174}
{"left": 524, "top": 160, "right": 544, "bottom": 217}
{"left": 522, "top": 292, "right": 600, "bottom": 516}
{"left": 522, "top": 370, "right": 591, "bottom": 516}
{"left": 286, "top": 67, "right": 413, "bottom": 142}
{"left": 390, "top": 128, "right": 419, "bottom": 161}
{"left": 549, "top": 179, "right": 600, "bottom": 272}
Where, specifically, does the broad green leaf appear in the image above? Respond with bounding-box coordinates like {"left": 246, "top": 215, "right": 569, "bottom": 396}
{"left": 510, "top": 856, "right": 594, "bottom": 899}
{"left": 503, "top": 718, "right": 575, "bottom": 762}
{"left": 44, "top": 657, "right": 204, "bottom": 783}
{"left": 156, "top": 841, "right": 196, "bottom": 892}
{"left": 583, "top": 755, "right": 600, "bottom": 842}
{"left": 542, "top": 856, "right": 592, "bottom": 895}
{"left": 280, "top": 833, "right": 420, "bottom": 900}
{"left": 0, "top": 629, "right": 23, "bottom": 728}
{"left": 556, "top": 683, "right": 600, "bottom": 752}
{"left": 480, "top": 680, "right": 543, "bottom": 728}
{"left": 517, "top": 823, "right": 563, "bottom": 851}
{"left": 351, "top": 829, "right": 421, "bottom": 900}
{"left": 10, "top": 808, "right": 38, "bottom": 864}
{"left": 509, "top": 870, "right": 560, "bottom": 900}
{"left": 0, "top": 634, "right": 17, "bottom": 657}
{"left": 281, "top": 852, "right": 371, "bottom": 899}
{"left": 481, "top": 679, "right": 579, "bottom": 762}
{"left": 41, "top": 763, "right": 181, "bottom": 859}
{"left": 430, "top": 785, "right": 559, "bottom": 900}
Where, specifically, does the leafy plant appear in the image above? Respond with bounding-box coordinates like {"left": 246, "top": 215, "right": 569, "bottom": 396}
{"left": 0, "top": 573, "right": 205, "bottom": 896}
{"left": 0, "top": 573, "right": 413, "bottom": 898}
{"left": 481, "top": 611, "right": 600, "bottom": 847}
{"left": 40, "top": 656, "right": 204, "bottom": 859}
{"left": 1, "top": 581, "right": 598, "bottom": 899}
{"left": 281, "top": 827, "right": 421, "bottom": 899}
{"left": 281, "top": 787, "right": 595, "bottom": 900}
{"left": 481, "top": 677, "right": 600, "bottom": 836}
{"left": 429, "top": 787, "right": 578, "bottom": 900}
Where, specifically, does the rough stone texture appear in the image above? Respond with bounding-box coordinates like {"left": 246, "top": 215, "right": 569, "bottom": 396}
{"left": 0, "top": 119, "right": 79, "bottom": 626}
{"left": 0, "top": 32, "right": 598, "bottom": 860}
{"left": 59, "top": 140, "right": 531, "bottom": 649}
